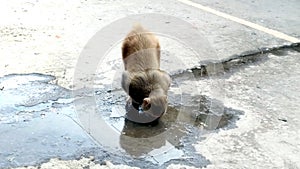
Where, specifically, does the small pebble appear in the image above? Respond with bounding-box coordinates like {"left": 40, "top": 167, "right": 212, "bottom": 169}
{"left": 278, "top": 118, "right": 287, "bottom": 122}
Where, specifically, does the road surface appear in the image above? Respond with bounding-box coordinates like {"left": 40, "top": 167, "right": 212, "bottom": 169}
{"left": 0, "top": 0, "right": 299, "bottom": 168}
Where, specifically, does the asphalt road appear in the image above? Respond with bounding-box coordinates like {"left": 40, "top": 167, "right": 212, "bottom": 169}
{"left": 0, "top": 0, "right": 299, "bottom": 169}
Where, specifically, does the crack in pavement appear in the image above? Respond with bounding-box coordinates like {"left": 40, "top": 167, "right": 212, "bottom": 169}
{"left": 171, "top": 42, "right": 300, "bottom": 79}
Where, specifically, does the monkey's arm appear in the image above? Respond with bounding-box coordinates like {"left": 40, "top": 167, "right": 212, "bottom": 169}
{"left": 158, "top": 70, "right": 171, "bottom": 92}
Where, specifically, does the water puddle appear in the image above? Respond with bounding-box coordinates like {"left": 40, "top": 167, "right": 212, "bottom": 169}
{"left": 76, "top": 84, "right": 244, "bottom": 168}
{"left": 0, "top": 73, "right": 244, "bottom": 168}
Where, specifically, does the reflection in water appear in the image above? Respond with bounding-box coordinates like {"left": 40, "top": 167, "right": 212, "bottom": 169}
{"left": 122, "top": 119, "right": 166, "bottom": 138}
{"left": 125, "top": 100, "right": 164, "bottom": 124}
{"left": 119, "top": 106, "right": 185, "bottom": 157}
{"left": 77, "top": 88, "right": 244, "bottom": 165}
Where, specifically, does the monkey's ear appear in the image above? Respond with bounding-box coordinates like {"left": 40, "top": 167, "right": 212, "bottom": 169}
{"left": 121, "top": 71, "right": 131, "bottom": 93}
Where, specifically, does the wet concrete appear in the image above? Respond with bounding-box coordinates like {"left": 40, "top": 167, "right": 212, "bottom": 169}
{"left": 0, "top": 74, "right": 96, "bottom": 167}
{"left": 0, "top": 66, "right": 244, "bottom": 168}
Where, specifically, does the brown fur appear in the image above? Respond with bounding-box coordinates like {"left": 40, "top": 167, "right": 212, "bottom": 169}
{"left": 121, "top": 25, "right": 171, "bottom": 113}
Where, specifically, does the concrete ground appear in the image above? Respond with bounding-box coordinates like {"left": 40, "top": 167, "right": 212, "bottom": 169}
{"left": 0, "top": 0, "right": 299, "bottom": 168}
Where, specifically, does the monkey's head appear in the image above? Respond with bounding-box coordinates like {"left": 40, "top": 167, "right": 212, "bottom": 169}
{"left": 128, "top": 73, "right": 167, "bottom": 114}
{"left": 127, "top": 72, "right": 152, "bottom": 109}
{"left": 124, "top": 93, "right": 168, "bottom": 124}
{"left": 122, "top": 70, "right": 171, "bottom": 115}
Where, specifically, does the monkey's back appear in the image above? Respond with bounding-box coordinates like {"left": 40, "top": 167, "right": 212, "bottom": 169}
{"left": 122, "top": 25, "right": 160, "bottom": 72}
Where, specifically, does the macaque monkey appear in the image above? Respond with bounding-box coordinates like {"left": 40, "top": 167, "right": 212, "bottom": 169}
{"left": 121, "top": 24, "right": 171, "bottom": 118}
